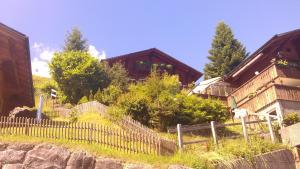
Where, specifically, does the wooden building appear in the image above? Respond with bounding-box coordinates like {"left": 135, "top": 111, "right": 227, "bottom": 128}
{"left": 105, "top": 48, "right": 202, "bottom": 86}
{"left": 0, "top": 23, "right": 34, "bottom": 115}
{"left": 193, "top": 29, "right": 300, "bottom": 122}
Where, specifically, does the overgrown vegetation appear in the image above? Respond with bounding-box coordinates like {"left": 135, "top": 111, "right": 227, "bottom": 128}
{"left": 109, "top": 71, "right": 229, "bottom": 131}
{"left": 283, "top": 112, "right": 299, "bottom": 126}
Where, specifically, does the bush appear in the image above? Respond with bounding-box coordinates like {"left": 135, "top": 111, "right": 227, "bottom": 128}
{"left": 116, "top": 93, "right": 151, "bottom": 126}
{"left": 69, "top": 109, "right": 78, "bottom": 123}
{"left": 110, "top": 72, "right": 229, "bottom": 131}
{"left": 94, "top": 85, "right": 123, "bottom": 106}
{"left": 175, "top": 94, "right": 229, "bottom": 125}
{"left": 78, "top": 96, "right": 89, "bottom": 104}
{"left": 40, "top": 81, "right": 58, "bottom": 95}
{"left": 283, "top": 112, "right": 299, "bottom": 126}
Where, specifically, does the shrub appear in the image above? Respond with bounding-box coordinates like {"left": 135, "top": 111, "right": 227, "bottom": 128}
{"left": 109, "top": 71, "right": 229, "bottom": 131}
{"left": 175, "top": 94, "right": 229, "bottom": 125}
{"left": 78, "top": 96, "right": 89, "bottom": 104}
{"left": 69, "top": 109, "right": 78, "bottom": 123}
{"left": 115, "top": 93, "right": 151, "bottom": 126}
{"left": 283, "top": 112, "right": 299, "bottom": 126}
{"left": 94, "top": 85, "right": 123, "bottom": 106}
{"left": 40, "top": 81, "right": 58, "bottom": 95}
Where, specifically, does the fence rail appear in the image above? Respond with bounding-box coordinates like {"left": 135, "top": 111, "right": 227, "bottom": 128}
{"left": 174, "top": 116, "right": 276, "bottom": 150}
{"left": 0, "top": 116, "right": 167, "bottom": 155}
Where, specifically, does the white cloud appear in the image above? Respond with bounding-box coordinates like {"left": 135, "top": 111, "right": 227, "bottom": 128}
{"left": 31, "top": 42, "right": 56, "bottom": 78}
{"left": 40, "top": 50, "right": 54, "bottom": 61}
{"left": 88, "top": 45, "right": 106, "bottom": 61}
{"left": 31, "top": 57, "right": 51, "bottom": 78}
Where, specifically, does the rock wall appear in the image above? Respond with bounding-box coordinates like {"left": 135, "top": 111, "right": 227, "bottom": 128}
{"left": 0, "top": 142, "right": 191, "bottom": 169}
{"left": 216, "top": 149, "right": 297, "bottom": 169}
{"left": 0, "top": 142, "right": 296, "bottom": 169}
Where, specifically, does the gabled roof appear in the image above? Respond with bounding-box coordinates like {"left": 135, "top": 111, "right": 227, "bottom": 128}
{"left": 106, "top": 48, "right": 203, "bottom": 78}
{"left": 224, "top": 29, "right": 300, "bottom": 80}
{"left": 0, "top": 22, "right": 28, "bottom": 39}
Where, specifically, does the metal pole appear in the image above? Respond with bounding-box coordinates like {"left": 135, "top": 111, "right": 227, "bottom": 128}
{"left": 177, "top": 124, "right": 183, "bottom": 150}
{"left": 37, "top": 95, "right": 44, "bottom": 122}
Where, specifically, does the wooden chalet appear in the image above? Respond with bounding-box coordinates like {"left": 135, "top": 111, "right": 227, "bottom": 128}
{"left": 0, "top": 23, "right": 34, "bottom": 116}
{"left": 105, "top": 48, "right": 202, "bottom": 86}
{"left": 195, "top": 29, "right": 300, "bottom": 122}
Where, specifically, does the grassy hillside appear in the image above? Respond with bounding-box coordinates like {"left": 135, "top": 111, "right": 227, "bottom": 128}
{"left": 32, "top": 75, "right": 52, "bottom": 91}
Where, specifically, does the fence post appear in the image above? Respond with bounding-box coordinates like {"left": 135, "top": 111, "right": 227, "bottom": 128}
{"left": 210, "top": 121, "right": 218, "bottom": 146}
{"left": 241, "top": 117, "right": 249, "bottom": 143}
{"left": 25, "top": 118, "right": 29, "bottom": 135}
{"left": 177, "top": 124, "right": 183, "bottom": 151}
{"left": 266, "top": 115, "right": 275, "bottom": 143}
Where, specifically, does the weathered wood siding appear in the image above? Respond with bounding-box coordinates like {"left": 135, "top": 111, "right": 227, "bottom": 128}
{"left": 0, "top": 23, "right": 34, "bottom": 115}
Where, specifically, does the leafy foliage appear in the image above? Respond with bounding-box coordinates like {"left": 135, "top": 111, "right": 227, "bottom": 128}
{"left": 283, "top": 112, "right": 299, "bottom": 126}
{"left": 204, "top": 22, "right": 248, "bottom": 79}
{"left": 102, "top": 62, "right": 130, "bottom": 91}
{"left": 175, "top": 94, "right": 228, "bottom": 125}
{"left": 94, "top": 85, "right": 123, "bottom": 106}
{"left": 78, "top": 96, "right": 89, "bottom": 104}
{"left": 49, "top": 51, "right": 108, "bottom": 104}
{"left": 63, "top": 27, "right": 88, "bottom": 52}
{"left": 110, "top": 72, "right": 229, "bottom": 131}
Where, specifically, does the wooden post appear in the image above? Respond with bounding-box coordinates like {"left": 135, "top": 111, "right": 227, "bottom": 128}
{"left": 241, "top": 117, "right": 249, "bottom": 143}
{"left": 177, "top": 124, "right": 183, "bottom": 150}
{"left": 266, "top": 115, "right": 275, "bottom": 143}
{"left": 210, "top": 121, "right": 218, "bottom": 146}
{"left": 25, "top": 118, "right": 29, "bottom": 136}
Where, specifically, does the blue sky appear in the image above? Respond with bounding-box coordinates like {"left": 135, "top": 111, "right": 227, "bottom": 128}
{"left": 1, "top": 0, "right": 300, "bottom": 77}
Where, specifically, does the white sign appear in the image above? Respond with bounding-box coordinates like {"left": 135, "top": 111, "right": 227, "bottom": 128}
{"left": 233, "top": 108, "right": 248, "bottom": 119}
{"left": 51, "top": 89, "right": 57, "bottom": 99}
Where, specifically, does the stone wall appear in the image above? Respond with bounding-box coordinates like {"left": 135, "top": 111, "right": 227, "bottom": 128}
{"left": 0, "top": 142, "right": 296, "bottom": 169}
{"left": 0, "top": 142, "right": 191, "bottom": 169}
{"left": 216, "top": 149, "right": 297, "bottom": 169}
{"left": 280, "top": 122, "right": 300, "bottom": 147}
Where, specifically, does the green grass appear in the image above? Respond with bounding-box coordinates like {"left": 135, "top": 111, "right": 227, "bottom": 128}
{"left": 0, "top": 133, "right": 287, "bottom": 169}
{"left": 32, "top": 75, "right": 51, "bottom": 90}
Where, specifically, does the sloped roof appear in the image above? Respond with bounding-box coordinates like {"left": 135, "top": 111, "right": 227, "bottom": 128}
{"left": 0, "top": 22, "right": 27, "bottom": 39}
{"left": 106, "top": 48, "right": 203, "bottom": 78}
{"left": 188, "top": 77, "right": 221, "bottom": 95}
{"left": 224, "top": 29, "right": 300, "bottom": 80}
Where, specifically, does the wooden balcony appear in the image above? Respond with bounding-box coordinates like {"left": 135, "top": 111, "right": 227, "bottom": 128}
{"left": 227, "top": 62, "right": 300, "bottom": 113}
{"left": 228, "top": 64, "right": 279, "bottom": 107}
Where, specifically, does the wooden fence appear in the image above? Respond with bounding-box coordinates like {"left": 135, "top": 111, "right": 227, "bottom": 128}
{"left": 169, "top": 116, "right": 276, "bottom": 150}
{"left": 72, "top": 101, "right": 107, "bottom": 115}
{"left": 0, "top": 116, "right": 168, "bottom": 155}
{"left": 119, "top": 116, "right": 177, "bottom": 154}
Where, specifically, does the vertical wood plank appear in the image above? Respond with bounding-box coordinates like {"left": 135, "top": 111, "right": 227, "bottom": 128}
{"left": 211, "top": 121, "right": 218, "bottom": 147}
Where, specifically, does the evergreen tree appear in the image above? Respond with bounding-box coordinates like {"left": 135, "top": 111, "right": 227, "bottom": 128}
{"left": 204, "top": 22, "right": 248, "bottom": 79}
{"left": 63, "top": 27, "right": 88, "bottom": 52}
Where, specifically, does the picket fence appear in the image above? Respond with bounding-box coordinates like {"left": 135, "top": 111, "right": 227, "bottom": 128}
{"left": 119, "top": 116, "right": 177, "bottom": 154}
{"left": 0, "top": 116, "right": 168, "bottom": 155}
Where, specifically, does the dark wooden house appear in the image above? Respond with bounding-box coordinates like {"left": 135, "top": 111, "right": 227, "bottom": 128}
{"left": 0, "top": 23, "right": 34, "bottom": 115}
{"left": 105, "top": 48, "right": 202, "bottom": 86}
{"left": 192, "top": 29, "right": 300, "bottom": 124}
{"left": 225, "top": 29, "right": 300, "bottom": 122}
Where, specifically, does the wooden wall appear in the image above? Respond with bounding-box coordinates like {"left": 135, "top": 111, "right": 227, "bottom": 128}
{"left": 106, "top": 49, "right": 202, "bottom": 86}
{"left": 0, "top": 24, "right": 34, "bottom": 115}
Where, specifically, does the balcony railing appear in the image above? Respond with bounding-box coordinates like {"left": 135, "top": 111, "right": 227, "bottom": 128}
{"left": 228, "top": 64, "right": 278, "bottom": 107}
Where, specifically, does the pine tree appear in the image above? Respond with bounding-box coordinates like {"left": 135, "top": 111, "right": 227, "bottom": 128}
{"left": 63, "top": 27, "right": 88, "bottom": 52}
{"left": 204, "top": 22, "right": 248, "bottom": 79}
